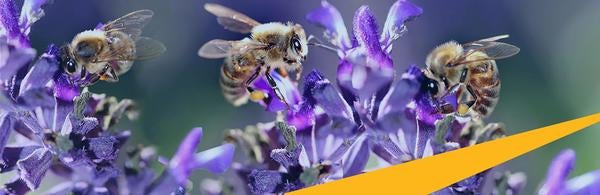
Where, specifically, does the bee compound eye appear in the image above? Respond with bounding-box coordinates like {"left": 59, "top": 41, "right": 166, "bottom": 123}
{"left": 65, "top": 59, "right": 77, "bottom": 74}
{"left": 291, "top": 37, "right": 302, "bottom": 52}
{"left": 423, "top": 77, "right": 440, "bottom": 96}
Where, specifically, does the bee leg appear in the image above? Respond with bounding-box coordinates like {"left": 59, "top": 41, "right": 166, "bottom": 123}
{"left": 276, "top": 67, "right": 289, "bottom": 78}
{"left": 265, "top": 67, "right": 290, "bottom": 109}
{"left": 245, "top": 68, "right": 270, "bottom": 104}
{"left": 99, "top": 67, "right": 119, "bottom": 82}
{"left": 245, "top": 68, "right": 261, "bottom": 86}
{"left": 295, "top": 66, "right": 303, "bottom": 80}
{"left": 456, "top": 68, "right": 477, "bottom": 115}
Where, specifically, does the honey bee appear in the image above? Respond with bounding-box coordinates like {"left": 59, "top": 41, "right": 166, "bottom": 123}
{"left": 422, "top": 35, "right": 520, "bottom": 118}
{"left": 198, "top": 3, "right": 308, "bottom": 107}
{"left": 59, "top": 10, "right": 166, "bottom": 85}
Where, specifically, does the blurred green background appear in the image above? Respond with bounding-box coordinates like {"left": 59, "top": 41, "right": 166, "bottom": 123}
{"left": 20, "top": 0, "right": 600, "bottom": 193}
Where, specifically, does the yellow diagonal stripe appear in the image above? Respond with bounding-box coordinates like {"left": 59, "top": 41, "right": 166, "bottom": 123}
{"left": 290, "top": 112, "right": 600, "bottom": 195}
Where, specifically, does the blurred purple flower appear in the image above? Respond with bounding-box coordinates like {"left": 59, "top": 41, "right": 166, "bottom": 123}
{"left": 147, "top": 128, "right": 234, "bottom": 194}
{"left": 168, "top": 128, "right": 235, "bottom": 185}
{"left": 539, "top": 149, "right": 600, "bottom": 195}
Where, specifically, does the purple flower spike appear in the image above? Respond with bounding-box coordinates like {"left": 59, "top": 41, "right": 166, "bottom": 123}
{"left": 306, "top": 1, "right": 351, "bottom": 51}
{"left": 16, "top": 147, "right": 52, "bottom": 190}
{"left": 539, "top": 149, "right": 576, "bottom": 195}
{"left": 169, "top": 128, "right": 234, "bottom": 185}
{"left": 353, "top": 6, "right": 383, "bottom": 60}
{"left": 381, "top": 0, "right": 423, "bottom": 48}
{"left": 0, "top": 0, "right": 29, "bottom": 47}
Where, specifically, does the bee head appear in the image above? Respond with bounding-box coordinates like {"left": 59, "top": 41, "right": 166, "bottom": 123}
{"left": 421, "top": 68, "right": 447, "bottom": 98}
{"left": 285, "top": 24, "right": 308, "bottom": 70}
{"left": 59, "top": 45, "right": 82, "bottom": 75}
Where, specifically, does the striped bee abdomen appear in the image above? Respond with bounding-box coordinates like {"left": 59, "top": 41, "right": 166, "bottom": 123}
{"left": 468, "top": 61, "right": 501, "bottom": 117}
{"left": 220, "top": 65, "right": 249, "bottom": 106}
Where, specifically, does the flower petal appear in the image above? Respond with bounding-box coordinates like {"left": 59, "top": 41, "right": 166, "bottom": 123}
{"left": 304, "top": 70, "right": 354, "bottom": 122}
{"left": 0, "top": 44, "right": 36, "bottom": 81}
{"left": 14, "top": 111, "right": 43, "bottom": 134}
{"left": 169, "top": 128, "right": 202, "bottom": 185}
{"left": 381, "top": 0, "right": 423, "bottom": 48}
{"left": 378, "top": 65, "right": 421, "bottom": 117}
{"left": 306, "top": 0, "right": 351, "bottom": 50}
{"left": 0, "top": 114, "right": 12, "bottom": 161}
{"left": 539, "top": 149, "right": 576, "bottom": 195}
{"left": 370, "top": 132, "right": 411, "bottom": 164}
{"left": 192, "top": 143, "right": 234, "bottom": 174}
{"left": 251, "top": 71, "right": 301, "bottom": 112}
{"left": 18, "top": 53, "right": 58, "bottom": 97}
{"left": 53, "top": 74, "right": 80, "bottom": 102}
{"left": 16, "top": 147, "right": 52, "bottom": 190}
{"left": 19, "top": 0, "right": 51, "bottom": 32}
{"left": 0, "top": 146, "right": 40, "bottom": 173}
{"left": 4, "top": 177, "right": 30, "bottom": 195}
{"left": 341, "top": 134, "right": 369, "bottom": 176}
{"left": 566, "top": 170, "right": 600, "bottom": 194}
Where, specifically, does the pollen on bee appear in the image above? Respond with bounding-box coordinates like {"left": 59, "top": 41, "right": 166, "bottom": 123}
{"left": 457, "top": 103, "right": 470, "bottom": 115}
{"left": 250, "top": 90, "right": 267, "bottom": 102}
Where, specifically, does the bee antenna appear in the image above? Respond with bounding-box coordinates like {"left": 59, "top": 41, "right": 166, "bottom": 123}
{"left": 307, "top": 35, "right": 337, "bottom": 53}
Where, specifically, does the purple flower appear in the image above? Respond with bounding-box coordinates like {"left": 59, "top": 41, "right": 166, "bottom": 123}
{"left": 146, "top": 128, "right": 234, "bottom": 194}
{"left": 168, "top": 128, "right": 235, "bottom": 185}
{"left": 539, "top": 149, "right": 600, "bottom": 195}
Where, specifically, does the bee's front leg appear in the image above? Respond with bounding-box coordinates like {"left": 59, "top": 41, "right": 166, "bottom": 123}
{"left": 265, "top": 66, "right": 290, "bottom": 109}
{"left": 295, "top": 65, "right": 303, "bottom": 80}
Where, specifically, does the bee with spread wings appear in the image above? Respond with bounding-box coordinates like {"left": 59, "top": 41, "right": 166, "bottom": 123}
{"left": 59, "top": 10, "right": 166, "bottom": 85}
{"left": 422, "top": 35, "right": 520, "bottom": 117}
{"left": 199, "top": 3, "right": 309, "bottom": 107}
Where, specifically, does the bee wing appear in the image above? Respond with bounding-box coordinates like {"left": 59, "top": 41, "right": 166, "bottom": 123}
{"left": 134, "top": 37, "right": 166, "bottom": 60}
{"left": 92, "top": 37, "right": 165, "bottom": 63}
{"left": 198, "top": 39, "right": 235, "bottom": 59}
{"left": 448, "top": 38, "right": 520, "bottom": 66}
{"left": 103, "top": 10, "right": 154, "bottom": 40}
{"left": 204, "top": 3, "right": 261, "bottom": 34}
{"left": 198, "top": 38, "right": 268, "bottom": 59}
